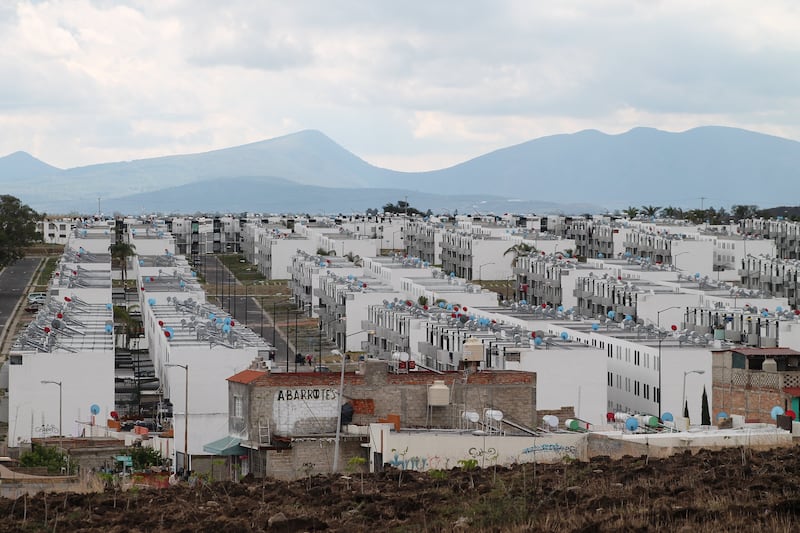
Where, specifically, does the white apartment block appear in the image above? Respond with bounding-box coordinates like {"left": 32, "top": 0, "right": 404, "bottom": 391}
{"left": 7, "top": 226, "right": 115, "bottom": 445}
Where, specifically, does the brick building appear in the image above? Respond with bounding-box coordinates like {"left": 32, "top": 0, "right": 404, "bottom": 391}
{"left": 224, "top": 360, "right": 537, "bottom": 480}
{"left": 712, "top": 347, "right": 800, "bottom": 423}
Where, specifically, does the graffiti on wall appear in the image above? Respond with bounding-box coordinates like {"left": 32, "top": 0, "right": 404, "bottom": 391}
{"left": 521, "top": 443, "right": 578, "bottom": 457}
{"left": 272, "top": 388, "right": 338, "bottom": 435}
{"left": 35, "top": 424, "right": 58, "bottom": 437}
{"left": 383, "top": 435, "right": 585, "bottom": 472}
{"left": 389, "top": 450, "right": 450, "bottom": 471}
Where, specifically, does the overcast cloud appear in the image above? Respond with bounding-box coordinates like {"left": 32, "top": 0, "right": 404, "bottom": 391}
{"left": 1, "top": 0, "right": 799, "bottom": 171}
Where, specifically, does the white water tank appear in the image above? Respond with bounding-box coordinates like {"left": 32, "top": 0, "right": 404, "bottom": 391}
{"left": 462, "top": 337, "right": 484, "bottom": 362}
{"left": 428, "top": 380, "right": 450, "bottom": 406}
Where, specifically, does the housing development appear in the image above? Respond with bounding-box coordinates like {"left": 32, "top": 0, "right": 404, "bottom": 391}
{"left": 2, "top": 210, "right": 800, "bottom": 492}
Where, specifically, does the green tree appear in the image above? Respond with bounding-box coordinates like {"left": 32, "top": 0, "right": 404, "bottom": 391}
{"left": 732, "top": 204, "right": 758, "bottom": 221}
{"left": 701, "top": 386, "right": 711, "bottom": 426}
{"left": 128, "top": 445, "right": 164, "bottom": 470}
{"left": 113, "top": 304, "right": 141, "bottom": 349}
{"left": 19, "top": 444, "right": 75, "bottom": 474}
{"left": 623, "top": 206, "right": 639, "bottom": 219}
{"left": 0, "top": 194, "right": 41, "bottom": 267}
{"left": 660, "top": 206, "right": 683, "bottom": 219}
{"left": 641, "top": 205, "right": 661, "bottom": 218}
{"left": 382, "top": 200, "right": 423, "bottom": 216}
{"left": 109, "top": 241, "right": 137, "bottom": 284}
{"left": 344, "top": 252, "right": 362, "bottom": 266}
{"left": 684, "top": 209, "right": 708, "bottom": 225}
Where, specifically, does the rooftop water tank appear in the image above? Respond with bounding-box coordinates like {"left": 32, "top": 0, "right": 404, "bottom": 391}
{"left": 462, "top": 337, "right": 484, "bottom": 362}
{"left": 565, "top": 418, "right": 583, "bottom": 431}
{"left": 428, "top": 380, "right": 450, "bottom": 406}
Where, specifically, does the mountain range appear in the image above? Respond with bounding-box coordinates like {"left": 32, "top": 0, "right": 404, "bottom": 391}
{"left": 2, "top": 126, "right": 798, "bottom": 215}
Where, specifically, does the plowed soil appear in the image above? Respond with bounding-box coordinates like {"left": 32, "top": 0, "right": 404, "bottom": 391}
{"left": 2, "top": 446, "right": 800, "bottom": 532}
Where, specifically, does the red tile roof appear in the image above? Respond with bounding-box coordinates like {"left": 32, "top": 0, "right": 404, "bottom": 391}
{"left": 783, "top": 387, "right": 800, "bottom": 397}
{"left": 227, "top": 369, "right": 266, "bottom": 384}
{"left": 715, "top": 347, "right": 800, "bottom": 357}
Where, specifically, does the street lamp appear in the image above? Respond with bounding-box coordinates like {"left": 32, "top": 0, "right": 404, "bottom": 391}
{"left": 656, "top": 306, "right": 682, "bottom": 417}
{"left": 682, "top": 370, "right": 705, "bottom": 421}
{"left": 165, "top": 363, "right": 189, "bottom": 475}
{"left": 40, "top": 380, "right": 62, "bottom": 447}
{"left": 332, "top": 329, "right": 374, "bottom": 473}
{"left": 673, "top": 251, "right": 690, "bottom": 269}
{"left": 477, "top": 262, "right": 495, "bottom": 281}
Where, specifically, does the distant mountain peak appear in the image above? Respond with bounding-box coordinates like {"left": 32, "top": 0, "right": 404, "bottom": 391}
{"left": 0, "top": 150, "right": 60, "bottom": 177}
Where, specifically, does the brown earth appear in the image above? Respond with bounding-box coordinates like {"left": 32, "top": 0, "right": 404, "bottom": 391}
{"left": 2, "top": 446, "right": 800, "bottom": 532}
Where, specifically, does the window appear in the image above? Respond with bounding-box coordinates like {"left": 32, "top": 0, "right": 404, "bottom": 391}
{"left": 608, "top": 372, "right": 613, "bottom": 386}
{"left": 634, "top": 351, "right": 640, "bottom": 366}
{"left": 233, "top": 396, "right": 243, "bottom": 418}
{"left": 634, "top": 380, "right": 640, "bottom": 396}
{"left": 643, "top": 384, "right": 650, "bottom": 400}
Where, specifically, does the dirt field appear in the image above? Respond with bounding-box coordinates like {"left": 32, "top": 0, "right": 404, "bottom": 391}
{"left": 1, "top": 445, "right": 799, "bottom": 532}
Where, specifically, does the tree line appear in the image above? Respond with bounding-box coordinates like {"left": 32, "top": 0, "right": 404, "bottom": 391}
{"left": 619, "top": 204, "right": 790, "bottom": 224}
{"left": 0, "top": 194, "right": 41, "bottom": 268}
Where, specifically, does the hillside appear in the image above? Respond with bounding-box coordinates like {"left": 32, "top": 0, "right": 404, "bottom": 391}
{"left": 99, "top": 176, "right": 600, "bottom": 215}
{"left": 1, "top": 446, "right": 799, "bottom": 531}
{"left": 0, "top": 151, "right": 60, "bottom": 180}
{"left": 404, "top": 126, "right": 800, "bottom": 208}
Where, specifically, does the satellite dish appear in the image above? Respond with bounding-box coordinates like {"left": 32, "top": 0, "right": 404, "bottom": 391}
{"left": 771, "top": 406, "right": 785, "bottom": 420}
{"left": 625, "top": 418, "right": 639, "bottom": 431}
{"left": 662, "top": 412, "right": 674, "bottom": 422}
{"left": 90, "top": 404, "right": 100, "bottom": 415}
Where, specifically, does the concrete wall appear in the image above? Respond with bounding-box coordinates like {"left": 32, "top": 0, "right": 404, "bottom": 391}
{"left": 370, "top": 424, "right": 588, "bottom": 472}
{"left": 505, "top": 340, "right": 606, "bottom": 426}
{"left": 247, "top": 438, "right": 365, "bottom": 480}
{"left": 8, "top": 349, "right": 115, "bottom": 445}
{"left": 588, "top": 427, "right": 793, "bottom": 459}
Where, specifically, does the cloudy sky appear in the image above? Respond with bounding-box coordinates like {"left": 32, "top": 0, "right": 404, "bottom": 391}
{"left": 2, "top": 0, "right": 799, "bottom": 171}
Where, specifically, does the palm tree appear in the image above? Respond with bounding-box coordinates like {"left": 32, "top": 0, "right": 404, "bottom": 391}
{"left": 623, "top": 206, "right": 639, "bottom": 220}
{"left": 109, "top": 241, "right": 136, "bottom": 285}
{"left": 504, "top": 242, "right": 537, "bottom": 268}
{"left": 344, "top": 252, "right": 363, "bottom": 266}
{"left": 641, "top": 205, "right": 661, "bottom": 218}
{"left": 113, "top": 304, "right": 142, "bottom": 349}
{"left": 660, "top": 206, "right": 683, "bottom": 219}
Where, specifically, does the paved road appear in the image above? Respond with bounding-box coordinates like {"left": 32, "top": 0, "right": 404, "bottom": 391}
{"left": 196, "top": 255, "right": 301, "bottom": 371}
{"left": 0, "top": 257, "right": 42, "bottom": 350}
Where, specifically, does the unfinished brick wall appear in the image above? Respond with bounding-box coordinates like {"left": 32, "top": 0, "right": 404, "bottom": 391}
{"left": 242, "top": 362, "right": 538, "bottom": 438}
{"left": 713, "top": 384, "right": 784, "bottom": 423}
{"left": 263, "top": 439, "right": 365, "bottom": 480}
